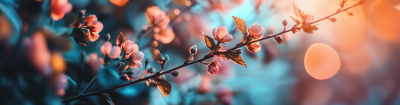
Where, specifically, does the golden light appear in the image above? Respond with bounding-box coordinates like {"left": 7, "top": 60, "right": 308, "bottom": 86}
{"left": 110, "top": 0, "right": 129, "bottom": 7}
{"left": 367, "top": 0, "right": 400, "bottom": 44}
{"left": 304, "top": 43, "right": 341, "bottom": 80}
{"left": 51, "top": 52, "right": 66, "bottom": 73}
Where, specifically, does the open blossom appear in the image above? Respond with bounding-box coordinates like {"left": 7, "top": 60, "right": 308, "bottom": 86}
{"left": 87, "top": 53, "right": 103, "bottom": 76}
{"left": 248, "top": 23, "right": 265, "bottom": 39}
{"left": 24, "top": 32, "right": 52, "bottom": 77}
{"left": 154, "top": 26, "right": 175, "bottom": 44}
{"left": 129, "top": 51, "right": 144, "bottom": 68}
{"left": 208, "top": 55, "right": 222, "bottom": 74}
{"left": 246, "top": 42, "right": 262, "bottom": 53}
{"left": 146, "top": 6, "right": 170, "bottom": 30}
{"left": 212, "top": 26, "right": 233, "bottom": 44}
{"left": 121, "top": 40, "right": 139, "bottom": 56}
{"left": 100, "top": 41, "right": 121, "bottom": 59}
{"left": 126, "top": 65, "right": 141, "bottom": 80}
{"left": 85, "top": 15, "right": 103, "bottom": 42}
{"left": 50, "top": 0, "right": 72, "bottom": 21}
{"left": 146, "top": 6, "right": 175, "bottom": 44}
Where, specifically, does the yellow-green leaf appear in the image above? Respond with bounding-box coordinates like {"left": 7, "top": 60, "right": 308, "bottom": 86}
{"left": 203, "top": 34, "right": 215, "bottom": 50}
{"left": 232, "top": 16, "right": 247, "bottom": 36}
{"left": 221, "top": 51, "right": 247, "bottom": 68}
{"left": 154, "top": 78, "right": 172, "bottom": 98}
{"left": 274, "top": 36, "right": 284, "bottom": 45}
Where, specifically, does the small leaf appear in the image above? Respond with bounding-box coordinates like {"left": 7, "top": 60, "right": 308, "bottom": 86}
{"left": 274, "top": 36, "right": 284, "bottom": 44}
{"left": 154, "top": 78, "right": 172, "bottom": 98}
{"left": 221, "top": 51, "right": 247, "bottom": 68}
{"left": 116, "top": 32, "right": 127, "bottom": 46}
{"left": 232, "top": 16, "right": 247, "bottom": 35}
{"left": 63, "top": 13, "right": 77, "bottom": 27}
{"left": 71, "top": 28, "right": 88, "bottom": 45}
{"left": 203, "top": 34, "right": 215, "bottom": 50}
{"left": 151, "top": 48, "right": 162, "bottom": 62}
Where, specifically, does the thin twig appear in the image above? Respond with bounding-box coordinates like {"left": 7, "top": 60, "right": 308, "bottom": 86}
{"left": 62, "top": 2, "right": 362, "bottom": 103}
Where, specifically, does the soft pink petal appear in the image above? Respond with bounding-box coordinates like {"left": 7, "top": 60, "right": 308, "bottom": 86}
{"left": 88, "top": 32, "right": 99, "bottom": 42}
{"left": 92, "top": 22, "right": 103, "bottom": 33}
{"left": 221, "top": 34, "right": 233, "bottom": 44}
{"left": 212, "top": 27, "right": 218, "bottom": 38}
{"left": 128, "top": 66, "right": 141, "bottom": 79}
{"left": 50, "top": 12, "right": 65, "bottom": 21}
{"left": 63, "top": 3, "right": 72, "bottom": 13}
{"left": 108, "top": 46, "right": 121, "bottom": 59}
{"left": 26, "top": 32, "right": 52, "bottom": 77}
{"left": 248, "top": 23, "right": 264, "bottom": 39}
{"left": 88, "top": 53, "right": 102, "bottom": 75}
{"left": 159, "top": 27, "right": 175, "bottom": 44}
{"left": 216, "top": 26, "right": 228, "bottom": 39}
{"left": 131, "top": 51, "right": 144, "bottom": 61}
{"left": 100, "top": 41, "right": 112, "bottom": 56}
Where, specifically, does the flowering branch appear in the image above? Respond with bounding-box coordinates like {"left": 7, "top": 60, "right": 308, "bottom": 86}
{"left": 62, "top": 1, "right": 363, "bottom": 103}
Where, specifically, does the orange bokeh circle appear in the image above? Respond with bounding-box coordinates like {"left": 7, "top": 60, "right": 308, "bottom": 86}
{"left": 304, "top": 43, "right": 341, "bottom": 80}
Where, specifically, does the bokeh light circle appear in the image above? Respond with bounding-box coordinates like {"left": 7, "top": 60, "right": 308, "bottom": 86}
{"left": 304, "top": 43, "right": 341, "bottom": 80}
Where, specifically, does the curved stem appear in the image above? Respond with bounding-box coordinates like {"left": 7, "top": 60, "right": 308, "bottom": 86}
{"left": 62, "top": 2, "right": 362, "bottom": 103}
{"left": 79, "top": 76, "right": 97, "bottom": 95}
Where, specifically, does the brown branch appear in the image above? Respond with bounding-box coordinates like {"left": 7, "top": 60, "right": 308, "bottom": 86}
{"left": 62, "top": 2, "right": 362, "bottom": 103}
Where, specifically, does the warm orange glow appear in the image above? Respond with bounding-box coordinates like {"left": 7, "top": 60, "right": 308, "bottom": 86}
{"left": 51, "top": 52, "right": 66, "bottom": 73}
{"left": 110, "top": 0, "right": 129, "bottom": 7}
{"left": 304, "top": 43, "right": 341, "bottom": 80}
{"left": 368, "top": 1, "right": 400, "bottom": 44}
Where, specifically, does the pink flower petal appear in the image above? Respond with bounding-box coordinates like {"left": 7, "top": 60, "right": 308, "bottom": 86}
{"left": 305, "top": 14, "right": 314, "bottom": 24}
{"left": 246, "top": 42, "right": 261, "bottom": 53}
{"left": 100, "top": 41, "right": 112, "bottom": 56}
{"left": 88, "top": 53, "right": 102, "bottom": 75}
{"left": 248, "top": 23, "right": 264, "bottom": 39}
{"left": 212, "top": 27, "right": 218, "bottom": 38}
{"left": 63, "top": 3, "right": 72, "bottom": 13}
{"left": 88, "top": 32, "right": 99, "bottom": 42}
{"left": 92, "top": 22, "right": 103, "bottom": 33}
{"left": 128, "top": 66, "right": 141, "bottom": 79}
{"left": 108, "top": 46, "right": 121, "bottom": 59}
{"left": 216, "top": 26, "right": 229, "bottom": 39}
{"left": 50, "top": 12, "right": 65, "bottom": 21}
{"left": 25, "top": 32, "right": 52, "bottom": 77}
{"left": 131, "top": 51, "right": 144, "bottom": 61}
{"left": 221, "top": 34, "right": 233, "bottom": 44}
{"left": 158, "top": 27, "right": 175, "bottom": 44}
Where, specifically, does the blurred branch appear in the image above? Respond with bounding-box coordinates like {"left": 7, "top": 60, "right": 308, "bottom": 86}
{"left": 62, "top": 1, "right": 363, "bottom": 103}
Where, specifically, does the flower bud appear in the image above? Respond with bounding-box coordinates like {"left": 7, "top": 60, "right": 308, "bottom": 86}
{"left": 282, "top": 19, "right": 288, "bottom": 26}
{"left": 248, "top": 23, "right": 265, "bottom": 39}
{"left": 147, "top": 67, "right": 155, "bottom": 73}
{"left": 105, "top": 33, "right": 110, "bottom": 41}
{"left": 212, "top": 26, "right": 233, "bottom": 43}
{"left": 246, "top": 42, "right": 262, "bottom": 53}
{"left": 329, "top": 17, "right": 337, "bottom": 22}
{"left": 78, "top": 10, "right": 86, "bottom": 18}
{"left": 189, "top": 45, "right": 197, "bottom": 54}
{"left": 235, "top": 48, "right": 242, "bottom": 54}
{"left": 347, "top": 10, "right": 353, "bottom": 16}
{"left": 171, "top": 71, "right": 180, "bottom": 77}
{"left": 208, "top": 61, "right": 221, "bottom": 74}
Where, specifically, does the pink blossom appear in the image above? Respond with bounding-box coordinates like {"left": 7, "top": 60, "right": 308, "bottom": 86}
{"left": 208, "top": 55, "right": 222, "bottom": 74}
{"left": 24, "top": 32, "right": 52, "bottom": 77}
{"left": 85, "top": 15, "right": 103, "bottom": 42}
{"left": 146, "top": 6, "right": 170, "bottom": 29}
{"left": 87, "top": 53, "right": 103, "bottom": 76}
{"left": 121, "top": 40, "right": 139, "bottom": 55}
{"left": 50, "top": 0, "right": 72, "bottom": 21}
{"left": 216, "top": 85, "right": 233, "bottom": 105}
{"left": 130, "top": 51, "right": 144, "bottom": 61}
{"left": 197, "top": 74, "right": 212, "bottom": 94}
{"left": 108, "top": 46, "right": 121, "bottom": 59}
{"left": 212, "top": 26, "right": 233, "bottom": 44}
{"left": 100, "top": 41, "right": 121, "bottom": 59}
{"left": 246, "top": 42, "right": 262, "bottom": 53}
{"left": 154, "top": 26, "right": 175, "bottom": 44}
{"left": 127, "top": 66, "right": 141, "bottom": 80}
{"left": 51, "top": 74, "right": 68, "bottom": 96}
{"left": 248, "top": 23, "right": 265, "bottom": 39}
